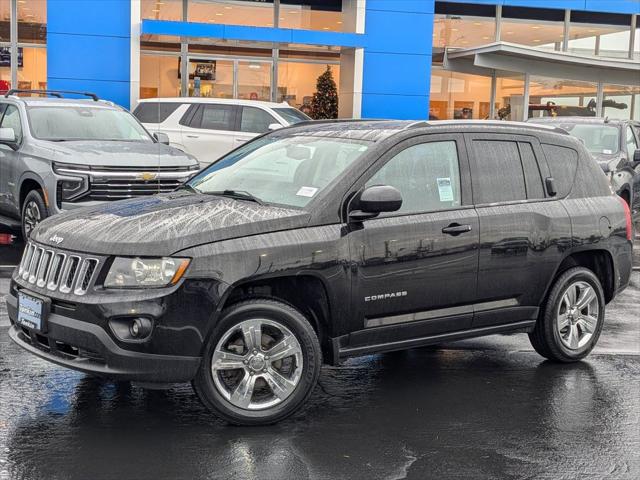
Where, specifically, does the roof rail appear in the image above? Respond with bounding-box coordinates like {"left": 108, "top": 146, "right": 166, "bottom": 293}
{"left": 293, "top": 118, "right": 391, "bottom": 127}
{"left": 4, "top": 89, "right": 100, "bottom": 101}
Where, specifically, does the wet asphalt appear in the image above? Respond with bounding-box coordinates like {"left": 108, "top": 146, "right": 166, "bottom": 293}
{"left": 0, "top": 241, "right": 639, "bottom": 480}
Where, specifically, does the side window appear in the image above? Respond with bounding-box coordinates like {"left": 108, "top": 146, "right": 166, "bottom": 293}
{"left": 625, "top": 126, "right": 638, "bottom": 159}
{"left": 240, "top": 107, "right": 277, "bottom": 133}
{"left": 366, "top": 141, "right": 462, "bottom": 214}
{"left": 518, "top": 142, "right": 545, "bottom": 199}
{"left": 471, "top": 140, "right": 526, "bottom": 204}
{"left": 189, "top": 104, "right": 235, "bottom": 131}
{"left": 0, "top": 105, "right": 23, "bottom": 143}
{"left": 133, "top": 102, "right": 182, "bottom": 124}
{"left": 541, "top": 144, "right": 578, "bottom": 198}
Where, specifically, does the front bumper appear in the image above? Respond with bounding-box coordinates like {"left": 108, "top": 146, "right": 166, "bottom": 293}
{"left": 6, "top": 277, "right": 224, "bottom": 383}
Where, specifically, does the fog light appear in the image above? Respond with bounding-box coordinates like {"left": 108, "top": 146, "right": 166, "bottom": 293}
{"left": 130, "top": 319, "right": 142, "bottom": 337}
{"left": 129, "top": 317, "right": 152, "bottom": 339}
{"left": 109, "top": 317, "right": 153, "bottom": 342}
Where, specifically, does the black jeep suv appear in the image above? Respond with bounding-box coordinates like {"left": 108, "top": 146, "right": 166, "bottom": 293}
{"left": 7, "top": 120, "right": 634, "bottom": 425}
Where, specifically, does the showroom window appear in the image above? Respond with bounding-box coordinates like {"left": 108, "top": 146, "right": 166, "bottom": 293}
{"left": 500, "top": 6, "right": 565, "bottom": 51}
{"left": 143, "top": 0, "right": 353, "bottom": 32}
{"left": 277, "top": 61, "right": 340, "bottom": 108}
{"left": 0, "top": 0, "right": 46, "bottom": 93}
{"left": 430, "top": 68, "right": 492, "bottom": 120}
{"left": 603, "top": 84, "right": 640, "bottom": 121}
{"left": 495, "top": 75, "right": 525, "bottom": 121}
{"left": 528, "top": 76, "right": 598, "bottom": 118}
{"left": 433, "top": 2, "right": 496, "bottom": 49}
{"left": 568, "top": 12, "right": 632, "bottom": 58}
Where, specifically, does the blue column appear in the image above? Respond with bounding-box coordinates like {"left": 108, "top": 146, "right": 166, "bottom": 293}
{"left": 361, "top": 0, "right": 435, "bottom": 119}
{"left": 47, "top": 0, "right": 132, "bottom": 107}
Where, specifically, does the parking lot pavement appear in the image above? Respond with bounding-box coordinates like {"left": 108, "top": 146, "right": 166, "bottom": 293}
{"left": 0, "top": 265, "right": 638, "bottom": 479}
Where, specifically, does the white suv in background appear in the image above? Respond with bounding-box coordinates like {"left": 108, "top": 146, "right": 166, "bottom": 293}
{"left": 134, "top": 98, "right": 311, "bottom": 167}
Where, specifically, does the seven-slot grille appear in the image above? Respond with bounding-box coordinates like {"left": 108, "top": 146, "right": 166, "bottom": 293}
{"left": 18, "top": 242, "right": 100, "bottom": 296}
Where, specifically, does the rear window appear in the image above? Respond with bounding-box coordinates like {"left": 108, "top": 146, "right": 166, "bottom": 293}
{"left": 541, "top": 144, "right": 578, "bottom": 197}
{"left": 133, "top": 102, "right": 182, "bottom": 124}
{"left": 273, "top": 107, "right": 310, "bottom": 125}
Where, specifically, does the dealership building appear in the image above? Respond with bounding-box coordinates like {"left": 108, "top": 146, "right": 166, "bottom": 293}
{"left": 1, "top": 0, "right": 639, "bottom": 121}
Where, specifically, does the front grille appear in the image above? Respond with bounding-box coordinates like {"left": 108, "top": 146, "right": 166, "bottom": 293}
{"left": 87, "top": 179, "right": 183, "bottom": 200}
{"left": 18, "top": 242, "right": 99, "bottom": 296}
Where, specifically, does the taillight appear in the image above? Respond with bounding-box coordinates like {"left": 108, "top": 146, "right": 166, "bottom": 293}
{"left": 617, "top": 196, "right": 632, "bottom": 241}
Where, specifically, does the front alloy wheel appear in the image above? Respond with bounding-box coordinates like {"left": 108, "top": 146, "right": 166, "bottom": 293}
{"left": 193, "top": 299, "right": 321, "bottom": 425}
{"left": 211, "top": 318, "right": 304, "bottom": 410}
{"left": 21, "top": 190, "right": 49, "bottom": 240}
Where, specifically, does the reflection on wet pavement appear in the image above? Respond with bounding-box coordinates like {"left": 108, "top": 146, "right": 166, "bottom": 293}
{"left": 0, "top": 271, "right": 638, "bottom": 479}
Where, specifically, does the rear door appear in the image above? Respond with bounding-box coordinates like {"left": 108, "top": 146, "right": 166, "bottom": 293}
{"left": 625, "top": 124, "right": 640, "bottom": 221}
{"left": 465, "top": 133, "right": 571, "bottom": 328}
{"left": 233, "top": 106, "right": 281, "bottom": 145}
{"left": 180, "top": 103, "right": 237, "bottom": 167}
{"left": 346, "top": 134, "right": 480, "bottom": 347}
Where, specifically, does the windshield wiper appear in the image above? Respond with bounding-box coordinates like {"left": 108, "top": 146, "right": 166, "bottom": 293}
{"left": 175, "top": 184, "right": 201, "bottom": 194}
{"left": 207, "top": 190, "right": 264, "bottom": 205}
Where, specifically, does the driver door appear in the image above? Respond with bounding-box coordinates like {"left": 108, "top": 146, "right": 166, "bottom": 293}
{"left": 346, "top": 134, "right": 479, "bottom": 346}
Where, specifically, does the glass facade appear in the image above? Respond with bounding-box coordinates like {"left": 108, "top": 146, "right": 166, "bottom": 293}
{"left": 142, "top": 0, "right": 348, "bottom": 32}
{"left": 603, "top": 84, "right": 640, "bottom": 120}
{"left": 430, "top": 68, "right": 493, "bottom": 120}
{"left": 433, "top": 3, "right": 496, "bottom": 49}
{"left": 0, "top": 0, "right": 46, "bottom": 94}
{"left": 528, "top": 77, "right": 598, "bottom": 118}
{"left": 500, "top": 6, "right": 565, "bottom": 51}
{"left": 568, "top": 12, "right": 631, "bottom": 58}
{"left": 495, "top": 75, "right": 525, "bottom": 121}
{"left": 277, "top": 61, "right": 340, "bottom": 108}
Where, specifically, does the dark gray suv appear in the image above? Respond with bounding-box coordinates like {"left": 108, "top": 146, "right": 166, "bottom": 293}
{"left": 0, "top": 90, "right": 199, "bottom": 238}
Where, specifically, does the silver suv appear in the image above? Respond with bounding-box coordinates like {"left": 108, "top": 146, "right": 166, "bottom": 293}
{"left": 0, "top": 90, "right": 199, "bottom": 238}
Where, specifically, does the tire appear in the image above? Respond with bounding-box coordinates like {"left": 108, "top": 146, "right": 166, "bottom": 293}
{"left": 192, "top": 299, "right": 322, "bottom": 425}
{"left": 529, "top": 267, "right": 605, "bottom": 363}
{"left": 21, "top": 189, "right": 49, "bottom": 240}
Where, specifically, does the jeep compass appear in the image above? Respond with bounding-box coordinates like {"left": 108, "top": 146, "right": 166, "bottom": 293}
{"left": 7, "top": 120, "right": 634, "bottom": 425}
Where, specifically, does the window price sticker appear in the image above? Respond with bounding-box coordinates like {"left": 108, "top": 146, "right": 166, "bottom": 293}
{"left": 296, "top": 186, "right": 319, "bottom": 197}
{"left": 437, "top": 177, "right": 454, "bottom": 202}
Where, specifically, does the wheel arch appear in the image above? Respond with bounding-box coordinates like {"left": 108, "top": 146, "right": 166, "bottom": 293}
{"left": 547, "top": 249, "right": 616, "bottom": 304}
{"left": 19, "top": 175, "right": 46, "bottom": 209}
{"left": 212, "top": 273, "right": 335, "bottom": 362}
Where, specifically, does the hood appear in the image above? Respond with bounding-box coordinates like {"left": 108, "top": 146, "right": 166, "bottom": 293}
{"left": 590, "top": 152, "right": 621, "bottom": 172}
{"left": 41, "top": 140, "right": 197, "bottom": 168}
{"left": 31, "top": 193, "right": 310, "bottom": 256}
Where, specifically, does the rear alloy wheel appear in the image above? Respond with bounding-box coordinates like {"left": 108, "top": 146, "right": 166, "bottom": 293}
{"left": 529, "top": 267, "right": 605, "bottom": 362}
{"left": 21, "top": 190, "right": 49, "bottom": 240}
{"left": 193, "top": 299, "right": 321, "bottom": 425}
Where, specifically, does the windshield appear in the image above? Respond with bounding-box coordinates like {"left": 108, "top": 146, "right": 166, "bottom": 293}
{"left": 27, "top": 106, "right": 153, "bottom": 142}
{"left": 559, "top": 123, "right": 620, "bottom": 155}
{"left": 273, "top": 107, "right": 311, "bottom": 125}
{"left": 188, "top": 135, "right": 371, "bottom": 208}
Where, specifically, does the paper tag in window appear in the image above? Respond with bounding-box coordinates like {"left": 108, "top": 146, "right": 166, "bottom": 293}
{"left": 603, "top": 149, "right": 613, "bottom": 154}
{"left": 437, "top": 178, "right": 454, "bottom": 202}
{"left": 296, "top": 186, "right": 319, "bottom": 197}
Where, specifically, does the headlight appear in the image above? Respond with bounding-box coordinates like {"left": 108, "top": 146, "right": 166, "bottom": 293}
{"left": 104, "top": 257, "right": 190, "bottom": 288}
{"left": 53, "top": 162, "right": 90, "bottom": 203}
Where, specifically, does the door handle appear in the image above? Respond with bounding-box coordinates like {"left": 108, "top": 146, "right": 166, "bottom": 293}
{"left": 442, "top": 223, "right": 472, "bottom": 236}
{"left": 186, "top": 135, "right": 199, "bottom": 139}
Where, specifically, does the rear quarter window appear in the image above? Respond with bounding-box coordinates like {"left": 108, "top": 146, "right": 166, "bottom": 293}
{"left": 133, "top": 102, "right": 182, "bottom": 124}
{"left": 541, "top": 144, "right": 578, "bottom": 198}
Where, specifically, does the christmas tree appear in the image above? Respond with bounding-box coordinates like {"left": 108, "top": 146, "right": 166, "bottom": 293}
{"left": 310, "top": 66, "right": 338, "bottom": 120}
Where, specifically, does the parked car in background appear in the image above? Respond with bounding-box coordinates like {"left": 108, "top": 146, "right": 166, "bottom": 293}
{"left": 0, "top": 90, "right": 200, "bottom": 239}
{"left": 528, "top": 117, "right": 640, "bottom": 230}
{"left": 133, "top": 98, "right": 311, "bottom": 168}
{"left": 8, "top": 120, "right": 633, "bottom": 425}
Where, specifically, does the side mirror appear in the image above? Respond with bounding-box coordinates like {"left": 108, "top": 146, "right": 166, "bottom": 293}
{"left": 632, "top": 149, "right": 640, "bottom": 168}
{"left": 268, "top": 123, "right": 283, "bottom": 131}
{"left": 0, "top": 127, "right": 16, "bottom": 142}
{"left": 154, "top": 132, "right": 170, "bottom": 145}
{"left": 349, "top": 185, "right": 403, "bottom": 221}
{"left": 0, "top": 127, "right": 17, "bottom": 150}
